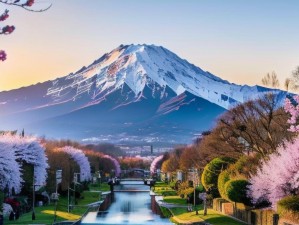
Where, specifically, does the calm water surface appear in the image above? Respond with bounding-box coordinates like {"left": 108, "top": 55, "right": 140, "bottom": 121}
{"left": 81, "top": 180, "right": 173, "bottom": 225}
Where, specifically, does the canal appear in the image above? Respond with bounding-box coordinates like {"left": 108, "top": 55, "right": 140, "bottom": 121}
{"left": 81, "top": 180, "right": 173, "bottom": 225}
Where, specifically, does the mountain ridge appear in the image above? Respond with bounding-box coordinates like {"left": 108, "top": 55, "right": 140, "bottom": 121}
{"left": 0, "top": 44, "right": 288, "bottom": 145}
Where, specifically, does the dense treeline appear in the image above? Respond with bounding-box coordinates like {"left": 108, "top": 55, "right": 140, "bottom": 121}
{"left": 44, "top": 140, "right": 120, "bottom": 192}
{"left": 158, "top": 93, "right": 299, "bottom": 219}
{"left": 161, "top": 93, "right": 294, "bottom": 172}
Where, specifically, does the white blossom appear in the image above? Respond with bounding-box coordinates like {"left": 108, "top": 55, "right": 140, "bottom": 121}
{"left": 3, "top": 203, "right": 13, "bottom": 217}
{"left": 59, "top": 146, "right": 91, "bottom": 181}
{"left": 150, "top": 155, "right": 164, "bottom": 174}
{"left": 0, "top": 134, "right": 48, "bottom": 194}
{"left": 0, "top": 137, "right": 22, "bottom": 193}
{"left": 103, "top": 155, "right": 121, "bottom": 176}
{"left": 249, "top": 137, "right": 299, "bottom": 209}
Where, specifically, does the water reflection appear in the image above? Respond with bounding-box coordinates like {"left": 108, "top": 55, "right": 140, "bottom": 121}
{"left": 81, "top": 180, "right": 172, "bottom": 224}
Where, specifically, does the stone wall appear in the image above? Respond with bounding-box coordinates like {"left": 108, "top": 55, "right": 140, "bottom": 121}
{"left": 212, "top": 198, "right": 299, "bottom": 225}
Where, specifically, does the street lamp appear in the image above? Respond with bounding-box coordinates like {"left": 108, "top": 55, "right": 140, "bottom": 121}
{"left": 32, "top": 175, "right": 35, "bottom": 220}
{"left": 67, "top": 186, "right": 75, "bottom": 213}
{"left": 32, "top": 183, "right": 43, "bottom": 220}
{"left": 192, "top": 167, "right": 198, "bottom": 207}
{"left": 32, "top": 168, "right": 39, "bottom": 220}
{"left": 53, "top": 169, "right": 62, "bottom": 222}
{"left": 72, "top": 172, "right": 81, "bottom": 210}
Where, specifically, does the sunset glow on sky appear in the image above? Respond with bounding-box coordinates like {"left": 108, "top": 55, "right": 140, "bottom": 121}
{"left": 1, "top": 0, "right": 299, "bottom": 91}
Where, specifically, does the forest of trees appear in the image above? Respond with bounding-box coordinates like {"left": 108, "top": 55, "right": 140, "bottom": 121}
{"left": 158, "top": 92, "right": 299, "bottom": 221}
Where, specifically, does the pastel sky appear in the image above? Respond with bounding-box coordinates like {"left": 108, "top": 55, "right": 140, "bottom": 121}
{"left": 1, "top": 0, "right": 299, "bottom": 91}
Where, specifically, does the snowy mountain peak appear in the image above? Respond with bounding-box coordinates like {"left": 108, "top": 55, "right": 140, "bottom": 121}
{"left": 47, "top": 44, "right": 258, "bottom": 109}
{"left": 0, "top": 44, "right": 289, "bottom": 144}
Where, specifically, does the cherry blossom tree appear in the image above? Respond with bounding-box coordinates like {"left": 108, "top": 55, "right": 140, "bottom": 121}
{"left": 0, "top": 0, "right": 51, "bottom": 61}
{"left": 103, "top": 154, "right": 121, "bottom": 176}
{"left": 0, "top": 136, "right": 22, "bottom": 194}
{"left": 248, "top": 137, "right": 299, "bottom": 209}
{"left": 14, "top": 135, "right": 48, "bottom": 189}
{"left": 59, "top": 146, "right": 92, "bottom": 182}
{"left": 284, "top": 95, "right": 299, "bottom": 132}
{"left": 3, "top": 203, "right": 13, "bottom": 217}
{"left": 150, "top": 155, "right": 164, "bottom": 174}
{"left": 0, "top": 134, "right": 48, "bottom": 194}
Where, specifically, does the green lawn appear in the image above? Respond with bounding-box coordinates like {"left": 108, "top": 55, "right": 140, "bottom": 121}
{"left": 170, "top": 205, "right": 247, "bottom": 225}
{"left": 154, "top": 182, "right": 177, "bottom": 196}
{"left": 155, "top": 182, "right": 170, "bottom": 187}
{"left": 4, "top": 184, "right": 107, "bottom": 225}
{"left": 89, "top": 182, "right": 110, "bottom": 192}
{"left": 163, "top": 196, "right": 187, "bottom": 205}
{"left": 156, "top": 182, "right": 245, "bottom": 225}
{"left": 4, "top": 203, "right": 66, "bottom": 225}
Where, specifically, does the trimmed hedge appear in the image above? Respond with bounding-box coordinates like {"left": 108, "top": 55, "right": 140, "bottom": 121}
{"left": 201, "top": 157, "right": 235, "bottom": 197}
{"left": 218, "top": 170, "right": 230, "bottom": 200}
{"left": 161, "top": 190, "right": 177, "bottom": 196}
{"left": 160, "top": 206, "right": 172, "bottom": 218}
{"left": 277, "top": 195, "right": 299, "bottom": 222}
{"left": 224, "top": 179, "right": 252, "bottom": 206}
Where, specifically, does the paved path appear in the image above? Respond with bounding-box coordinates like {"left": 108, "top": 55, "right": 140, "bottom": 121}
{"left": 154, "top": 196, "right": 208, "bottom": 225}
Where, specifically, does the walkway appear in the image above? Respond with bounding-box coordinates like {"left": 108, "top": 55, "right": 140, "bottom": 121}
{"left": 154, "top": 195, "right": 207, "bottom": 225}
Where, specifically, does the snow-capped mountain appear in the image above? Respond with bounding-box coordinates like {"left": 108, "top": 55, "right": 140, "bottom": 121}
{"left": 0, "top": 44, "right": 287, "bottom": 145}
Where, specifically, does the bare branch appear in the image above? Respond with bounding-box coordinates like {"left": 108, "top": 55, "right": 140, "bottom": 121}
{"left": 0, "top": 0, "right": 52, "bottom": 12}
{"left": 261, "top": 71, "right": 280, "bottom": 88}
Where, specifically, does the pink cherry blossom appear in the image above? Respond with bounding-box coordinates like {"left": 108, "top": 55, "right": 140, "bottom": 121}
{"left": 284, "top": 95, "right": 299, "bottom": 132}
{"left": 59, "top": 146, "right": 91, "bottom": 181}
{"left": 103, "top": 154, "right": 121, "bottom": 176}
{"left": 0, "top": 134, "right": 48, "bottom": 194}
{"left": 150, "top": 155, "right": 164, "bottom": 174}
{"left": 248, "top": 137, "right": 299, "bottom": 209}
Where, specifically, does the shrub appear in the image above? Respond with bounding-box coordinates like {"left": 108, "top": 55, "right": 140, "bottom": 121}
{"left": 169, "top": 180, "right": 177, "bottom": 190}
{"left": 201, "top": 157, "right": 235, "bottom": 197}
{"left": 177, "top": 181, "right": 193, "bottom": 198}
{"left": 218, "top": 170, "right": 230, "bottom": 200}
{"left": 277, "top": 195, "right": 299, "bottom": 212}
{"left": 225, "top": 179, "right": 252, "bottom": 206}
{"left": 162, "top": 190, "right": 177, "bottom": 196}
{"left": 160, "top": 206, "right": 172, "bottom": 218}
{"left": 277, "top": 195, "right": 299, "bottom": 222}
{"left": 228, "top": 155, "right": 259, "bottom": 179}
{"left": 174, "top": 180, "right": 181, "bottom": 191}
{"left": 196, "top": 184, "right": 205, "bottom": 193}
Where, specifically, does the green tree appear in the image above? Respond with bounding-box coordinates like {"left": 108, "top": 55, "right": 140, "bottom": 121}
{"left": 201, "top": 157, "right": 235, "bottom": 197}
{"left": 225, "top": 179, "right": 252, "bottom": 205}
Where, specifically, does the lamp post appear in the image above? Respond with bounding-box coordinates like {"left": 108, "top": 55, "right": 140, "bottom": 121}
{"left": 32, "top": 168, "right": 35, "bottom": 220}
{"left": 32, "top": 184, "right": 43, "bottom": 220}
{"left": 73, "top": 172, "right": 80, "bottom": 209}
{"left": 53, "top": 169, "right": 62, "bottom": 222}
{"left": 192, "top": 167, "right": 198, "bottom": 207}
{"left": 67, "top": 186, "right": 75, "bottom": 213}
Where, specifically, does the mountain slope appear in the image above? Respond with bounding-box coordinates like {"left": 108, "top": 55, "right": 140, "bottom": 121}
{"left": 0, "top": 44, "right": 288, "bottom": 145}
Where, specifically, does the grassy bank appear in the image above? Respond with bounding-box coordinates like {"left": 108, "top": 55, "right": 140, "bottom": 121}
{"left": 155, "top": 184, "right": 246, "bottom": 225}
{"left": 170, "top": 206, "right": 247, "bottom": 225}
{"left": 4, "top": 183, "right": 109, "bottom": 225}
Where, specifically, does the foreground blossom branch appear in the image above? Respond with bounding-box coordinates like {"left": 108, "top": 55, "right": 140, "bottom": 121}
{"left": 0, "top": 0, "right": 51, "bottom": 61}
{"left": 0, "top": 0, "right": 51, "bottom": 12}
